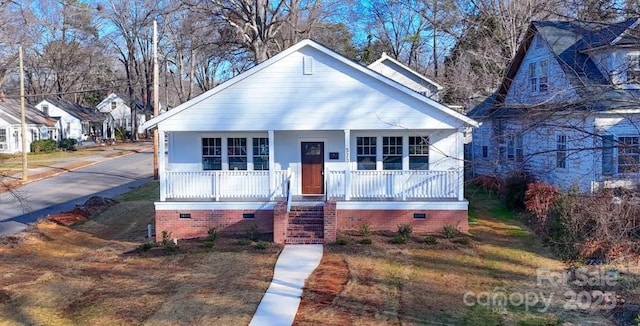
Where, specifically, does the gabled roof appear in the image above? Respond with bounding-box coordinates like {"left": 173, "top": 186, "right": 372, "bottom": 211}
{"left": 39, "top": 98, "right": 105, "bottom": 122}
{"left": 478, "top": 18, "right": 640, "bottom": 118}
{"left": 96, "top": 92, "right": 154, "bottom": 113}
{"left": 0, "top": 98, "right": 57, "bottom": 127}
{"left": 368, "top": 52, "right": 444, "bottom": 93}
{"left": 143, "top": 39, "right": 477, "bottom": 131}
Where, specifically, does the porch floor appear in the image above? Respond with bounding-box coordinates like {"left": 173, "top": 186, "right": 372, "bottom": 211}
{"left": 164, "top": 196, "right": 459, "bottom": 202}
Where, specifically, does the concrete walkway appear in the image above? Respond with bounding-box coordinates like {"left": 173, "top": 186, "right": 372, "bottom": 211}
{"left": 250, "top": 244, "right": 323, "bottom": 326}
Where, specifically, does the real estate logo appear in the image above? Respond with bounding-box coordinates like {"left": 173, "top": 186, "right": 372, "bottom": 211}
{"left": 463, "top": 266, "right": 622, "bottom": 313}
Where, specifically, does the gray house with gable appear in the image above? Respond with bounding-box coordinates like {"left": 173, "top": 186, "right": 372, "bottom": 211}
{"left": 469, "top": 18, "right": 640, "bottom": 192}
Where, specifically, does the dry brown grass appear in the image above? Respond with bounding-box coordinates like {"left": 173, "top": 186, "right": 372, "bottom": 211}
{"left": 294, "top": 192, "right": 617, "bottom": 325}
{"left": 0, "top": 181, "right": 280, "bottom": 325}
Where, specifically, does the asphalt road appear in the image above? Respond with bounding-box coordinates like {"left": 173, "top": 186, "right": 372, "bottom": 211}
{"left": 0, "top": 150, "right": 154, "bottom": 237}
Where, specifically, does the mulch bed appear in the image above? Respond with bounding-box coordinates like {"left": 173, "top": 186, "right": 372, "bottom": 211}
{"left": 47, "top": 196, "right": 117, "bottom": 226}
{"left": 294, "top": 252, "right": 351, "bottom": 325}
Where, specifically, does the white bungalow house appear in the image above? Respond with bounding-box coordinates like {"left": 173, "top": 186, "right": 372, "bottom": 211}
{"left": 0, "top": 98, "right": 58, "bottom": 154}
{"left": 34, "top": 98, "right": 106, "bottom": 143}
{"left": 141, "top": 39, "right": 478, "bottom": 244}
{"left": 368, "top": 52, "right": 444, "bottom": 101}
{"left": 95, "top": 93, "right": 152, "bottom": 138}
{"left": 469, "top": 18, "right": 640, "bottom": 193}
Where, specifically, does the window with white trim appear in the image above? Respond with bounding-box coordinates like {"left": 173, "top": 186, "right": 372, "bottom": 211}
{"left": 228, "top": 137, "right": 247, "bottom": 170}
{"left": 0, "top": 129, "right": 6, "bottom": 148}
{"left": 409, "top": 136, "right": 429, "bottom": 170}
{"left": 111, "top": 101, "right": 117, "bottom": 110}
{"left": 356, "top": 137, "right": 376, "bottom": 170}
{"left": 618, "top": 136, "right": 640, "bottom": 173}
{"left": 383, "top": 136, "right": 402, "bottom": 170}
{"left": 529, "top": 60, "right": 548, "bottom": 92}
{"left": 42, "top": 105, "right": 49, "bottom": 116}
{"left": 556, "top": 135, "right": 567, "bottom": 168}
{"left": 202, "top": 138, "right": 222, "bottom": 170}
{"left": 507, "top": 135, "right": 523, "bottom": 162}
{"left": 627, "top": 54, "right": 640, "bottom": 82}
{"left": 252, "top": 137, "right": 269, "bottom": 170}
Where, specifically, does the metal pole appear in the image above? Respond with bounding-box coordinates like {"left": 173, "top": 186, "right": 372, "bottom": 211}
{"left": 19, "top": 45, "right": 27, "bottom": 182}
{"left": 153, "top": 20, "right": 159, "bottom": 180}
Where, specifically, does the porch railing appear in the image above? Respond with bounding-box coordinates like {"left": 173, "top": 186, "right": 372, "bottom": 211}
{"left": 165, "top": 170, "right": 289, "bottom": 200}
{"left": 163, "top": 169, "right": 461, "bottom": 201}
{"left": 326, "top": 169, "right": 461, "bottom": 200}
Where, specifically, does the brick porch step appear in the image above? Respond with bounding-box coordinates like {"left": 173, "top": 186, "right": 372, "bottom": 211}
{"left": 289, "top": 217, "right": 324, "bottom": 225}
{"left": 287, "top": 224, "right": 324, "bottom": 232}
{"left": 286, "top": 230, "right": 323, "bottom": 238}
{"left": 285, "top": 204, "right": 324, "bottom": 245}
{"left": 285, "top": 237, "right": 324, "bottom": 244}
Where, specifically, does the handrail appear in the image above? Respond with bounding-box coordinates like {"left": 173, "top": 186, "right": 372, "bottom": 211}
{"left": 286, "top": 171, "right": 294, "bottom": 213}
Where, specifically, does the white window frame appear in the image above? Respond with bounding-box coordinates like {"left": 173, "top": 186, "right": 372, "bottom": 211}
{"left": 252, "top": 137, "right": 269, "bottom": 170}
{"left": 202, "top": 137, "right": 222, "bottom": 170}
{"left": 382, "top": 136, "right": 403, "bottom": 170}
{"left": 618, "top": 136, "right": 640, "bottom": 173}
{"left": 556, "top": 135, "right": 567, "bottom": 168}
{"left": 408, "top": 136, "right": 429, "bottom": 170}
{"left": 529, "top": 60, "right": 548, "bottom": 92}
{"left": 627, "top": 54, "right": 640, "bottom": 82}
{"left": 507, "top": 134, "right": 523, "bottom": 162}
{"left": 356, "top": 136, "right": 377, "bottom": 170}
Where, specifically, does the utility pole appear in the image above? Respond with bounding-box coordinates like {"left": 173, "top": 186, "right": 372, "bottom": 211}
{"left": 153, "top": 20, "right": 159, "bottom": 180}
{"left": 19, "top": 45, "right": 27, "bottom": 182}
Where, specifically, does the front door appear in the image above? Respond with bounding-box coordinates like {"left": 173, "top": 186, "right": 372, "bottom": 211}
{"left": 301, "top": 142, "right": 324, "bottom": 194}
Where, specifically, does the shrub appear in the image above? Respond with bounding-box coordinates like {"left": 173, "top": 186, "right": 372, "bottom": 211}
{"left": 115, "top": 127, "right": 129, "bottom": 140}
{"left": 254, "top": 241, "right": 268, "bottom": 250}
{"left": 206, "top": 228, "right": 218, "bottom": 242}
{"left": 359, "top": 238, "right": 372, "bottom": 245}
{"left": 31, "top": 139, "right": 57, "bottom": 153}
{"left": 359, "top": 223, "right": 371, "bottom": 237}
{"left": 237, "top": 238, "right": 252, "bottom": 246}
{"left": 244, "top": 223, "right": 260, "bottom": 241}
{"left": 202, "top": 241, "right": 215, "bottom": 248}
{"left": 160, "top": 231, "right": 179, "bottom": 252}
{"left": 453, "top": 237, "right": 471, "bottom": 245}
{"left": 397, "top": 224, "right": 413, "bottom": 238}
{"left": 470, "top": 175, "right": 504, "bottom": 193}
{"left": 336, "top": 238, "right": 348, "bottom": 245}
{"left": 59, "top": 138, "right": 77, "bottom": 151}
{"left": 424, "top": 236, "right": 439, "bottom": 245}
{"left": 161, "top": 230, "right": 172, "bottom": 246}
{"left": 524, "top": 182, "right": 559, "bottom": 233}
{"left": 391, "top": 235, "right": 407, "bottom": 244}
{"left": 442, "top": 225, "right": 457, "bottom": 239}
{"left": 137, "top": 242, "right": 153, "bottom": 252}
{"left": 502, "top": 171, "right": 535, "bottom": 210}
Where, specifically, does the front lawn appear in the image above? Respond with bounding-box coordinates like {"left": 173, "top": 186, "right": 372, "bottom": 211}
{"left": 0, "top": 181, "right": 281, "bottom": 325}
{"left": 294, "top": 188, "right": 616, "bottom": 325}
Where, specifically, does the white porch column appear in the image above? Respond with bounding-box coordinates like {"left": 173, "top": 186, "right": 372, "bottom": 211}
{"left": 268, "top": 130, "right": 276, "bottom": 199}
{"left": 158, "top": 130, "right": 167, "bottom": 201}
{"left": 344, "top": 129, "right": 351, "bottom": 201}
{"left": 457, "top": 127, "right": 464, "bottom": 201}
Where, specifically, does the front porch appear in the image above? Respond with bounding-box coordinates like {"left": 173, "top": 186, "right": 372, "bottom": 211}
{"left": 160, "top": 169, "right": 464, "bottom": 202}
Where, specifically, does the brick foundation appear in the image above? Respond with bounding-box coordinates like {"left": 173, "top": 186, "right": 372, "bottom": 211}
{"left": 337, "top": 209, "right": 468, "bottom": 234}
{"left": 155, "top": 209, "right": 274, "bottom": 242}
{"left": 155, "top": 206, "right": 468, "bottom": 242}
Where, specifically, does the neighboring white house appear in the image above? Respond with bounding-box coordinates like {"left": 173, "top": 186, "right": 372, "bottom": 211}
{"left": 468, "top": 18, "right": 640, "bottom": 192}
{"left": 95, "top": 93, "right": 152, "bottom": 138}
{"left": 142, "top": 39, "right": 478, "bottom": 244}
{"left": 368, "top": 52, "right": 444, "bottom": 101}
{"left": 0, "top": 98, "right": 58, "bottom": 154}
{"left": 34, "top": 98, "right": 106, "bottom": 143}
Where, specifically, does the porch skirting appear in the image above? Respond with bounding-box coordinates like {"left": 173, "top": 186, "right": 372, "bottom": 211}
{"left": 154, "top": 201, "right": 469, "bottom": 242}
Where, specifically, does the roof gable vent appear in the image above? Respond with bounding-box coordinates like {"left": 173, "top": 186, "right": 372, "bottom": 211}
{"left": 303, "top": 56, "right": 313, "bottom": 75}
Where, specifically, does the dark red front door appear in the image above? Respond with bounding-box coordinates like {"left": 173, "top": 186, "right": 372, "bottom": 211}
{"left": 301, "top": 142, "right": 324, "bottom": 194}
